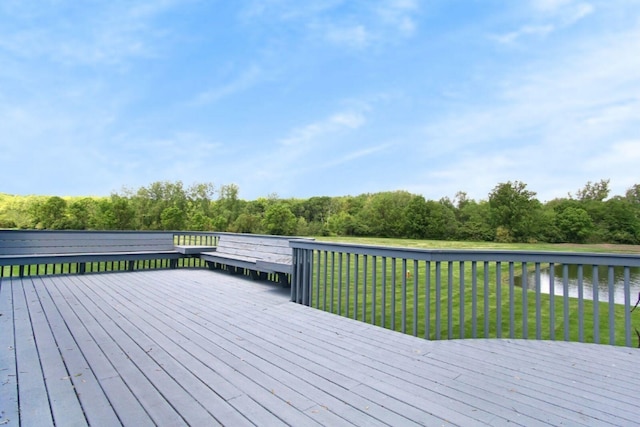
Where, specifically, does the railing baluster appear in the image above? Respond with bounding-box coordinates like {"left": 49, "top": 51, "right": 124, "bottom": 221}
{"left": 447, "top": 261, "right": 453, "bottom": 339}
{"left": 609, "top": 266, "right": 615, "bottom": 345}
{"left": 435, "top": 261, "right": 441, "bottom": 340}
{"left": 624, "top": 267, "right": 631, "bottom": 347}
{"left": 372, "top": 256, "right": 377, "bottom": 325}
{"left": 593, "top": 265, "right": 599, "bottom": 344}
{"left": 363, "top": 255, "right": 368, "bottom": 323}
{"left": 483, "top": 261, "right": 489, "bottom": 338}
{"left": 346, "top": 253, "right": 351, "bottom": 318}
{"left": 578, "top": 264, "right": 584, "bottom": 342}
{"left": 509, "top": 262, "right": 515, "bottom": 339}
{"left": 549, "top": 263, "right": 556, "bottom": 341}
{"left": 353, "top": 254, "right": 359, "bottom": 320}
{"left": 316, "top": 251, "right": 327, "bottom": 310}
{"left": 330, "top": 251, "right": 335, "bottom": 314}
{"left": 472, "top": 261, "right": 477, "bottom": 338}
{"left": 413, "top": 259, "right": 419, "bottom": 337}
{"left": 522, "top": 262, "right": 528, "bottom": 339}
{"left": 425, "top": 260, "right": 431, "bottom": 340}
{"left": 338, "top": 253, "right": 343, "bottom": 316}
{"left": 535, "top": 262, "right": 541, "bottom": 340}
{"left": 563, "top": 264, "right": 570, "bottom": 341}
{"left": 402, "top": 258, "right": 407, "bottom": 334}
{"left": 392, "top": 258, "right": 397, "bottom": 332}
{"left": 382, "top": 257, "right": 387, "bottom": 329}
{"left": 496, "top": 262, "right": 502, "bottom": 339}
{"left": 459, "top": 261, "right": 465, "bottom": 339}
{"left": 323, "top": 250, "right": 328, "bottom": 311}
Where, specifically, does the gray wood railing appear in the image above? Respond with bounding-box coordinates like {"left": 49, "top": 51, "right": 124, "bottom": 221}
{"left": 290, "top": 240, "right": 640, "bottom": 347}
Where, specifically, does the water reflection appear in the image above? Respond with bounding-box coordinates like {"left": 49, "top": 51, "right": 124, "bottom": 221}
{"left": 517, "top": 265, "right": 640, "bottom": 305}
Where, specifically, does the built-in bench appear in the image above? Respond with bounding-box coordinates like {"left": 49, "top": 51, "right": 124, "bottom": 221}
{"left": 200, "top": 232, "right": 314, "bottom": 285}
{"left": 0, "top": 230, "right": 185, "bottom": 277}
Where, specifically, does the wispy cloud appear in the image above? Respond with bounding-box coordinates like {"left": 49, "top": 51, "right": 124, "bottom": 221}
{"left": 324, "top": 25, "right": 371, "bottom": 49}
{"left": 492, "top": 25, "right": 555, "bottom": 44}
{"left": 191, "top": 65, "right": 263, "bottom": 105}
{"left": 0, "top": 1, "right": 181, "bottom": 67}
{"left": 243, "top": 0, "right": 420, "bottom": 50}
{"left": 279, "top": 111, "right": 366, "bottom": 146}
{"left": 321, "top": 143, "right": 391, "bottom": 168}
{"left": 374, "top": 0, "right": 419, "bottom": 37}
{"left": 493, "top": 0, "right": 594, "bottom": 44}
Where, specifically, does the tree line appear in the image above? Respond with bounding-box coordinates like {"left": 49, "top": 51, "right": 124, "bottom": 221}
{"left": 1, "top": 179, "right": 639, "bottom": 244}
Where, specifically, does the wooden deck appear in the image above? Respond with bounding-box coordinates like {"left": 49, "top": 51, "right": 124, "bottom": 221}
{"left": 1, "top": 269, "right": 639, "bottom": 426}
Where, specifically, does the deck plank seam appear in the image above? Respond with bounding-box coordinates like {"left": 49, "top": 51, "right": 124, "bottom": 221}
{"left": 98, "top": 273, "right": 391, "bottom": 427}
{"left": 122, "top": 271, "right": 519, "bottom": 425}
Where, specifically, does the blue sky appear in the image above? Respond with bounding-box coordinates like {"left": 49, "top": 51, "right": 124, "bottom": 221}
{"left": 1, "top": 0, "right": 639, "bottom": 202}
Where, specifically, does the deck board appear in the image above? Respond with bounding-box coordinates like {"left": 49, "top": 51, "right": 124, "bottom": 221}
{"left": 2, "top": 269, "right": 640, "bottom": 426}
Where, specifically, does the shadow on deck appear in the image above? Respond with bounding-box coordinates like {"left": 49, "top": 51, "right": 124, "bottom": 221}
{"left": 1, "top": 269, "right": 638, "bottom": 426}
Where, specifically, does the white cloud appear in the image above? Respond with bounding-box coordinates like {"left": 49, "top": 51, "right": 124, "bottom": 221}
{"left": 493, "top": 25, "right": 555, "bottom": 44}
{"left": 325, "top": 25, "right": 371, "bottom": 49}
{"left": 243, "top": 0, "right": 419, "bottom": 50}
{"left": 494, "top": 1, "right": 594, "bottom": 44}
{"left": 280, "top": 111, "right": 366, "bottom": 146}
{"left": 561, "top": 3, "right": 595, "bottom": 25}
{"left": 375, "top": 0, "right": 419, "bottom": 37}
{"left": 321, "top": 143, "right": 391, "bottom": 168}
{"left": 532, "top": 0, "right": 576, "bottom": 12}
{"left": 192, "top": 65, "right": 263, "bottom": 105}
{"left": 0, "top": 1, "right": 180, "bottom": 67}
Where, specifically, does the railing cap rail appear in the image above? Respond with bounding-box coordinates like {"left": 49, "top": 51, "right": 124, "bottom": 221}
{"left": 213, "top": 232, "right": 314, "bottom": 241}
{"left": 289, "top": 239, "right": 640, "bottom": 267}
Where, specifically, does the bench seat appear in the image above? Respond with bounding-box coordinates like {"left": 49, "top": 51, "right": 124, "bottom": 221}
{"left": 200, "top": 233, "right": 314, "bottom": 284}
{"left": 200, "top": 251, "right": 262, "bottom": 272}
{"left": 0, "top": 230, "right": 184, "bottom": 276}
{"left": 174, "top": 245, "right": 218, "bottom": 255}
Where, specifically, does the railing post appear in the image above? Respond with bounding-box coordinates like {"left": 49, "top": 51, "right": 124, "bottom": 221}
{"left": 290, "top": 247, "right": 312, "bottom": 306}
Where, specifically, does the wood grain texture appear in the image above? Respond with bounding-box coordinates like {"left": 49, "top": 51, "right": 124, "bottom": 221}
{"left": 2, "top": 269, "right": 639, "bottom": 426}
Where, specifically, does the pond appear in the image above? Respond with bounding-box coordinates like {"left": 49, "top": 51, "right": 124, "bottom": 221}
{"left": 517, "top": 265, "right": 640, "bottom": 305}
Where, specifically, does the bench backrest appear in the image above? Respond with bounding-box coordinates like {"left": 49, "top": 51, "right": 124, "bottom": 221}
{"left": 214, "top": 233, "right": 302, "bottom": 265}
{"left": 0, "top": 230, "right": 176, "bottom": 255}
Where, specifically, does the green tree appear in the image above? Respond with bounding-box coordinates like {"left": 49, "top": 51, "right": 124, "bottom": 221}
{"left": 488, "top": 181, "right": 542, "bottom": 242}
{"left": 33, "top": 196, "right": 69, "bottom": 229}
{"left": 128, "top": 181, "right": 189, "bottom": 229}
{"left": 67, "top": 198, "right": 98, "bottom": 230}
{"left": 185, "top": 182, "right": 215, "bottom": 230}
{"left": 625, "top": 184, "right": 640, "bottom": 205}
{"left": 327, "top": 211, "right": 358, "bottom": 236}
{"left": 423, "top": 200, "right": 459, "bottom": 240}
{"left": 357, "top": 191, "right": 413, "bottom": 237}
{"left": 160, "top": 206, "right": 186, "bottom": 230}
{"left": 603, "top": 197, "right": 640, "bottom": 244}
{"left": 262, "top": 203, "right": 297, "bottom": 235}
{"left": 403, "top": 195, "right": 429, "bottom": 239}
{"left": 95, "top": 196, "right": 134, "bottom": 230}
{"left": 211, "top": 183, "right": 245, "bottom": 231}
{"left": 574, "top": 179, "right": 610, "bottom": 202}
{"left": 230, "top": 213, "right": 263, "bottom": 234}
{"left": 456, "top": 199, "right": 493, "bottom": 241}
{"left": 556, "top": 207, "right": 594, "bottom": 243}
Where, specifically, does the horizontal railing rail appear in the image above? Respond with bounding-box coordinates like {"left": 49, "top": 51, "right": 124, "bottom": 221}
{"left": 290, "top": 240, "right": 640, "bottom": 347}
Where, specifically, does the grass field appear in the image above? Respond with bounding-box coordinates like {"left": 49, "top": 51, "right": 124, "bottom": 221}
{"left": 305, "top": 236, "right": 640, "bottom": 346}
{"left": 316, "top": 235, "right": 640, "bottom": 254}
